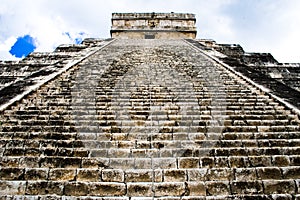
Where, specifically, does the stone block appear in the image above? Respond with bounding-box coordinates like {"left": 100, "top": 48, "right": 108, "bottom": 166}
{"left": 187, "top": 169, "right": 207, "bottom": 181}
{"left": 229, "top": 156, "right": 250, "bottom": 168}
{"left": 214, "top": 157, "right": 229, "bottom": 168}
{"left": 46, "top": 181, "right": 64, "bottom": 195}
{"left": 282, "top": 167, "right": 300, "bottom": 179}
{"left": 289, "top": 156, "right": 300, "bottom": 166}
{"left": 178, "top": 158, "right": 199, "bottom": 168}
{"left": 82, "top": 158, "right": 109, "bottom": 168}
{"left": 3, "top": 148, "right": 24, "bottom": 156}
{"left": 231, "top": 181, "right": 263, "bottom": 194}
{"left": 200, "top": 157, "right": 214, "bottom": 168}
{"left": 0, "top": 168, "right": 24, "bottom": 180}
{"left": 154, "top": 182, "right": 186, "bottom": 197}
{"left": 206, "top": 168, "right": 233, "bottom": 181}
{"left": 159, "top": 149, "right": 173, "bottom": 157}
{"left": 134, "top": 158, "right": 152, "bottom": 168}
{"left": 152, "top": 158, "right": 177, "bottom": 169}
{"left": 187, "top": 182, "right": 206, "bottom": 196}
{"left": 78, "top": 132, "right": 97, "bottom": 140}
{"left": 272, "top": 155, "right": 290, "bottom": 167}
{"left": 90, "top": 149, "right": 107, "bottom": 157}
{"left": 173, "top": 132, "right": 189, "bottom": 140}
{"left": 214, "top": 148, "right": 229, "bottom": 157}
{"left": 97, "top": 132, "right": 111, "bottom": 141}
{"left": 173, "top": 148, "right": 193, "bottom": 157}
{"left": 270, "top": 194, "right": 293, "bottom": 200}
{"left": 125, "top": 169, "right": 152, "bottom": 182}
{"left": 296, "top": 179, "right": 300, "bottom": 193}
{"left": 39, "top": 157, "right": 63, "bottom": 168}
{"left": 19, "top": 157, "right": 39, "bottom": 168}
{"left": 64, "top": 182, "right": 89, "bottom": 196}
{"left": 77, "top": 168, "right": 100, "bottom": 182}
{"left": 24, "top": 168, "right": 48, "bottom": 180}
{"left": 249, "top": 156, "right": 272, "bottom": 167}
{"left": 263, "top": 180, "right": 296, "bottom": 194}
{"left": 234, "top": 168, "right": 257, "bottom": 181}
{"left": 0, "top": 181, "right": 26, "bottom": 195}
{"left": 109, "top": 158, "right": 135, "bottom": 169}
{"left": 242, "top": 140, "right": 258, "bottom": 147}
{"left": 206, "top": 181, "right": 230, "bottom": 196}
{"left": 132, "top": 149, "right": 147, "bottom": 158}
{"left": 127, "top": 183, "right": 153, "bottom": 197}
{"left": 89, "top": 182, "right": 126, "bottom": 196}
{"left": 49, "top": 168, "right": 76, "bottom": 181}
{"left": 102, "top": 169, "right": 124, "bottom": 182}
{"left": 256, "top": 167, "right": 282, "bottom": 179}
{"left": 25, "top": 148, "right": 42, "bottom": 156}
{"left": 56, "top": 148, "right": 73, "bottom": 157}
{"left": 26, "top": 181, "right": 63, "bottom": 195}
{"left": 118, "top": 141, "right": 135, "bottom": 149}
{"left": 108, "top": 148, "right": 131, "bottom": 158}
{"left": 61, "top": 157, "right": 82, "bottom": 168}
{"left": 230, "top": 148, "right": 248, "bottom": 157}
{"left": 43, "top": 148, "right": 57, "bottom": 156}
{"left": 264, "top": 147, "right": 281, "bottom": 155}
{"left": 164, "top": 169, "right": 186, "bottom": 182}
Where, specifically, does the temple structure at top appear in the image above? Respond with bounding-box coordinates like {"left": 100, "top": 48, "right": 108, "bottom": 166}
{"left": 110, "top": 12, "right": 197, "bottom": 39}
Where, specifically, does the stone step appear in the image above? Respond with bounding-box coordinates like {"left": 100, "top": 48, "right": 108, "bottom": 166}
{"left": 2, "top": 137, "right": 300, "bottom": 149}
{"left": 1, "top": 38, "right": 300, "bottom": 198}
{"left": 0, "top": 179, "right": 297, "bottom": 197}
{"left": 0, "top": 166, "right": 299, "bottom": 182}
{"left": 5, "top": 114, "right": 296, "bottom": 127}
{"left": 0, "top": 195, "right": 297, "bottom": 200}
{"left": 6, "top": 105, "right": 284, "bottom": 113}
{"left": 0, "top": 130, "right": 298, "bottom": 141}
{"left": 7, "top": 115, "right": 294, "bottom": 127}
{"left": 2, "top": 124, "right": 298, "bottom": 134}
{"left": 1, "top": 155, "right": 299, "bottom": 169}
{"left": 2, "top": 146, "right": 300, "bottom": 162}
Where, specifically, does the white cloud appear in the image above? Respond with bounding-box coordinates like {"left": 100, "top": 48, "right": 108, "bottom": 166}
{"left": 0, "top": 36, "right": 16, "bottom": 52}
{"left": 0, "top": 0, "right": 299, "bottom": 62}
{"left": 223, "top": 0, "right": 300, "bottom": 62}
{"left": 0, "top": 36, "right": 19, "bottom": 60}
{"left": 268, "top": 0, "right": 300, "bottom": 63}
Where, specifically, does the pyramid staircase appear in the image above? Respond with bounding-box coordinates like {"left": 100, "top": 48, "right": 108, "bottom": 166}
{"left": 0, "top": 39, "right": 300, "bottom": 199}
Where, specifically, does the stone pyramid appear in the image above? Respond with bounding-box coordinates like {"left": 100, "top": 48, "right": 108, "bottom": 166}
{"left": 0, "top": 13, "right": 300, "bottom": 199}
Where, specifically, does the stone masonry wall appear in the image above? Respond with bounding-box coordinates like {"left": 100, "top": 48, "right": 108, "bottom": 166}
{"left": 0, "top": 39, "right": 300, "bottom": 199}
{"left": 111, "top": 31, "right": 197, "bottom": 40}
{"left": 111, "top": 13, "right": 197, "bottom": 39}
{"left": 194, "top": 39, "right": 300, "bottom": 110}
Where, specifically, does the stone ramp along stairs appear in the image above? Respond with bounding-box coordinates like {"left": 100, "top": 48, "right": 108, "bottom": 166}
{"left": 0, "top": 39, "right": 300, "bottom": 199}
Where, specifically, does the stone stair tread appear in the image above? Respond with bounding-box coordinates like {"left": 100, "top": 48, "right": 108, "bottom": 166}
{"left": 2, "top": 142, "right": 300, "bottom": 151}
{"left": 0, "top": 179, "right": 297, "bottom": 197}
{"left": 1, "top": 166, "right": 299, "bottom": 181}
{"left": 1, "top": 38, "right": 300, "bottom": 197}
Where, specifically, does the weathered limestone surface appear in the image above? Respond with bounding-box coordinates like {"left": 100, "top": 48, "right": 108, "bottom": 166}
{"left": 0, "top": 38, "right": 113, "bottom": 110}
{"left": 111, "top": 13, "right": 197, "bottom": 39}
{"left": 0, "top": 38, "right": 300, "bottom": 199}
{"left": 194, "top": 39, "right": 300, "bottom": 109}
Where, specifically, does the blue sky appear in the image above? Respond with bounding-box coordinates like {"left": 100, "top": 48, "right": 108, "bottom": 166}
{"left": 0, "top": 0, "right": 299, "bottom": 62}
{"left": 9, "top": 35, "right": 36, "bottom": 58}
